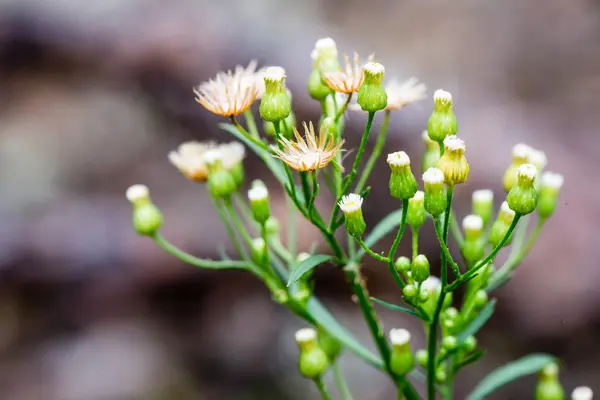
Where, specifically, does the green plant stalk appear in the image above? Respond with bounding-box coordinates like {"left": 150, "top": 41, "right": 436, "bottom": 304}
{"left": 212, "top": 195, "right": 250, "bottom": 260}
{"left": 300, "top": 171, "right": 313, "bottom": 206}
{"left": 334, "top": 93, "right": 353, "bottom": 122}
{"left": 356, "top": 109, "right": 391, "bottom": 194}
{"left": 449, "top": 213, "right": 465, "bottom": 249}
{"left": 387, "top": 199, "right": 410, "bottom": 290}
{"left": 286, "top": 196, "right": 297, "bottom": 257}
{"left": 412, "top": 228, "right": 419, "bottom": 261}
{"left": 433, "top": 218, "right": 462, "bottom": 278}
{"left": 446, "top": 214, "right": 522, "bottom": 292}
{"left": 356, "top": 238, "right": 389, "bottom": 262}
{"left": 329, "top": 111, "right": 376, "bottom": 230}
{"left": 314, "top": 376, "right": 334, "bottom": 400}
{"left": 273, "top": 119, "right": 300, "bottom": 200}
{"left": 427, "top": 186, "right": 454, "bottom": 400}
{"left": 224, "top": 197, "right": 253, "bottom": 246}
{"left": 243, "top": 110, "right": 259, "bottom": 137}
{"left": 230, "top": 116, "right": 270, "bottom": 152}
{"left": 332, "top": 361, "right": 354, "bottom": 400}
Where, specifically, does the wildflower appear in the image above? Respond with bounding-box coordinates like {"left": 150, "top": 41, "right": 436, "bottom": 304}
{"left": 273, "top": 122, "right": 344, "bottom": 171}
{"left": 535, "top": 363, "right": 565, "bottom": 400}
{"left": 538, "top": 171, "right": 564, "bottom": 218}
{"left": 322, "top": 53, "right": 366, "bottom": 94}
{"left": 571, "top": 387, "right": 593, "bottom": 400}
{"left": 259, "top": 66, "right": 292, "bottom": 123}
{"left": 507, "top": 163, "right": 538, "bottom": 214}
{"left": 168, "top": 141, "right": 216, "bottom": 182}
{"left": 194, "top": 62, "right": 259, "bottom": 117}
{"left": 427, "top": 89, "right": 458, "bottom": 143}
{"left": 489, "top": 201, "right": 516, "bottom": 248}
{"left": 472, "top": 189, "right": 494, "bottom": 226}
{"left": 339, "top": 193, "right": 366, "bottom": 237}
{"left": 308, "top": 38, "right": 338, "bottom": 100}
{"left": 248, "top": 180, "right": 270, "bottom": 224}
{"left": 462, "top": 214, "right": 485, "bottom": 263}
{"left": 126, "top": 184, "right": 163, "bottom": 236}
{"left": 385, "top": 77, "right": 427, "bottom": 110}
{"left": 295, "top": 328, "right": 329, "bottom": 379}
{"left": 503, "top": 143, "right": 532, "bottom": 191}
{"left": 387, "top": 151, "right": 418, "bottom": 200}
{"left": 437, "top": 135, "right": 469, "bottom": 185}
{"left": 357, "top": 62, "right": 388, "bottom": 112}
{"left": 423, "top": 167, "right": 447, "bottom": 217}
{"left": 389, "top": 329, "right": 415, "bottom": 376}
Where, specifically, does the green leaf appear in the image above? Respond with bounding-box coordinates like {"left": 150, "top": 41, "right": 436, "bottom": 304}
{"left": 370, "top": 297, "right": 427, "bottom": 321}
{"left": 219, "top": 123, "right": 287, "bottom": 185}
{"left": 306, "top": 297, "right": 384, "bottom": 369}
{"left": 458, "top": 299, "right": 497, "bottom": 343}
{"left": 453, "top": 349, "right": 486, "bottom": 374}
{"left": 287, "top": 255, "right": 332, "bottom": 286}
{"left": 355, "top": 209, "right": 402, "bottom": 260}
{"left": 466, "top": 353, "right": 556, "bottom": 400}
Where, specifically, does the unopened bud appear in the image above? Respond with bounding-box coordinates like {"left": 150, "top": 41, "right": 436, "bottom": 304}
{"left": 442, "top": 335, "right": 458, "bottom": 352}
{"left": 407, "top": 191, "right": 425, "bottom": 228}
{"left": 389, "top": 329, "right": 415, "bottom": 376}
{"left": 260, "top": 67, "right": 291, "bottom": 122}
{"left": 412, "top": 254, "right": 430, "bottom": 283}
{"left": 251, "top": 238, "right": 267, "bottom": 265}
{"left": 462, "top": 214, "right": 485, "bottom": 263}
{"left": 357, "top": 62, "right": 388, "bottom": 112}
{"left": 339, "top": 193, "right": 366, "bottom": 238}
{"left": 248, "top": 182, "right": 271, "bottom": 224}
{"left": 422, "top": 130, "right": 441, "bottom": 172}
{"left": 427, "top": 89, "right": 458, "bottom": 143}
{"left": 538, "top": 172, "right": 563, "bottom": 219}
{"left": 462, "top": 336, "right": 478, "bottom": 353}
{"left": 489, "top": 202, "right": 516, "bottom": 248}
{"left": 395, "top": 256, "right": 412, "bottom": 274}
{"left": 403, "top": 284, "right": 418, "bottom": 301}
{"left": 507, "top": 163, "right": 538, "bottom": 215}
{"left": 387, "top": 151, "right": 418, "bottom": 200}
{"left": 536, "top": 363, "right": 565, "bottom": 400}
{"left": 437, "top": 135, "right": 469, "bottom": 186}
{"left": 503, "top": 143, "right": 532, "bottom": 191}
{"left": 295, "top": 328, "right": 329, "bottom": 379}
{"left": 423, "top": 167, "right": 447, "bottom": 217}
{"left": 126, "top": 185, "right": 163, "bottom": 236}
{"left": 472, "top": 189, "right": 494, "bottom": 226}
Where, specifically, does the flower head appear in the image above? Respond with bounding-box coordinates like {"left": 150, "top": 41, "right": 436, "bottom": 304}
{"left": 194, "top": 62, "right": 259, "bottom": 117}
{"left": 385, "top": 78, "right": 427, "bottom": 110}
{"left": 389, "top": 328, "right": 411, "bottom": 346}
{"left": 273, "top": 122, "right": 344, "bottom": 171}
{"left": 541, "top": 171, "right": 564, "bottom": 190}
{"left": 126, "top": 184, "right": 150, "bottom": 205}
{"left": 322, "top": 53, "right": 369, "bottom": 94}
{"left": 517, "top": 163, "right": 537, "bottom": 185}
{"left": 437, "top": 135, "right": 469, "bottom": 185}
{"left": 220, "top": 142, "right": 246, "bottom": 170}
{"left": 338, "top": 193, "right": 363, "bottom": 213}
{"left": 571, "top": 386, "right": 593, "bottom": 400}
{"left": 528, "top": 148, "right": 548, "bottom": 172}
{"left": 433, "top": 89, "right": 452, "bottom": 108}
{"left": 168, "top": 141, "right": 216, "bottom": 182}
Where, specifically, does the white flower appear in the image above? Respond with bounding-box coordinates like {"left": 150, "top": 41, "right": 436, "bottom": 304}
{"left": 168, "top": 141, "right": 217, "bottom": 182}
{"left": 433, "top": 89, "right": 452, "bottom": 105}
{"left": 248, "top": 185, "right": 268, "bottom": 201}
{"left": 473, "top": 189, "right": 493, "bottom": 203}
{"left": 220, "top": 142, "right": 246, "bottom": 170}
{"left": 322, "top": 53, "right": 369, "bottom": 94}
{"left": 389, "top": 328, "right": 411, "bottom": 346}
{"left": 202, "top": 148, "right": 223, "bottom": 167}
{"left": 423, "top": 167, "right": 445, "bottom": 186}
{"left": 338, "top": 193, "right": 363, "bottom": 214}
{"left": 463, "top": 214, "right": 483, "bottom": 232}
{"left": 571, "top": 386, "right": 593, "bottom": 400}
{"left": 295, "top": 327, "right": 317, "bottom": 344}
{"left": 541, "top": 171, "right": 564, "bottom": 189}
{"left": 363, "top": 61, "right": 385, "bottom": 77}
{"left": 263, "top": 66, "right": 286, "bottom": 83}
{"left": 420, "top": 276, "right": 441, "bottom": 295}
{"left": 443, "top": 135, "right": 466, "bottom": 152}
{"left": 413, "top": 190, "right": 424, "bottom": 201}
{"left": 314, "top": 37, "right": 338, "bottom": 59}
{"left": 385, "top": 78, "right": 427, "bottom": 110}
{"left": 500, "top": 201, "right": 516, "bottom": 218}
{"left": 528, "top": 148, "right": 547, "bottom": 171}
{"left": 512, "top": 143, "right": 532, "bottom": 161}
{"left": 517, "top": 163, "right": 537, "bottom": 183}
{"left": 387, "top": 151, "right": 411, "bottom": 167}
{"left": 126, "top": 184, "right": 149, "bottom": 204}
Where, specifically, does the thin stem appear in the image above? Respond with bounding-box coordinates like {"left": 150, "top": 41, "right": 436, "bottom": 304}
{"left": 520, "top": 217, "right": 545, "bottom": 256}
{"left": 447, "top": 214, "right": 522, "bottom": 292}
{"left": 412, "top": 228, "right": 419, "bottom": 261}
{"left": 230, "top": 116, "right": 270, "bottom": 152}
{"left": 433, "top": 218, "right": 462, "bottom": 279}
{"left": 386, "top": 198, "right": 410, "bottom": 290}
{"left": 334, "top": 93, "right": 353, "bottom": 123}
{"left": 300, "top": 171, "right": 312, "bottom": 206}
{"left": 427, "top": 186, "right": 454, "bottom": 400}
{"left": 286, "top": 196, "right": 297, "bottom": 257}
{"left": 224, "top": 197, "right": 253, "bottom": 246}
{"left": 356, "top": 110, "right": 391, "bottom": 194}
{"left": 243, "top": 110, "right": 259, "bottom": 137}
{"left": 449, "top": 213, "right": 465, "bottom": 249}
{"left": 332, "top": 361, "right": 354, "bottom": 400}
{"left": 308, "top": 170, "right": 320, "bottom": 214}
{"left": 356, "top": 238, "right": 389, "bottom": 263}
{"left": 314, "top": 376, "right": 334, "bottom": 400}
{"left": 212, "top": 195, "right": 249, "bottom": 260}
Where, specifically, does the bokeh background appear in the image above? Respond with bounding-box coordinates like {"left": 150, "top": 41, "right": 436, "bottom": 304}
{"left": 0, "top": 0, "right": 598, "bottom": 399}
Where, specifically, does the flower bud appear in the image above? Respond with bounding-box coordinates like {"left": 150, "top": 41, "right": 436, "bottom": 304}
{"left": 126, "top": 185, "right": 163, "bottom": 236}
{"left": 423, "top": 168, "right": 447, "bottom": 217}
{"left": 260, "top": 67, "right": 291, "bottom": 122}
{"left": 535, "top": 363, "right": 566, "bottom": 400}
{"left": 422, "top": 130, "right": 440, "bottom": 172}
{"left": 264, "top": 276, "right": 289, "bottom": 304}
{"left": 295, "top": 328, "right": 329, "bottom": 379}
{"left": 265, "top": 217, "right": 280, "bottom": 237}
{"left": 442, "top": 335, "right": 458, "bottom": 352}
{"left": 251, "top": 237, "right": 267, "bottom": 265}
{"left": 472, "top": 189, "right": 494, "bottom": 226}
{"left": 420, "top": 276, "right": 442, "bottom": 318}
{"left": 339, "top": 193, "right": 366, "bottom": 238}
{"left": 412, "top": 254, "right": 430, "bottom": 283}
{"left": 489, "top": 201, "right": 516, "bottom": 248}
{"left": 318, "top": 328, "right": 342, "bottom": 361}
{"left": 220, "top": 142, "right": 246, "bottom": 187}
{"left": 571, "top": 387, "right": 593, "bottom": 400}
{"left": 357, "top": 62, "right": 388, "bottom": 112}
{"left": 311, "top": 37, "right": 340, "bottom": 73}
{"left": 427, "top": 90, "right": 458, "bottom": 143}
{"left": 442, "top": 307, "right": 461, "bottom": 335}
{"left": 538, "top": 172, "right": 564, "bottom": 219}
{"left": 205, "top": 149, "right": 237, "bottom": 199}
{"left": 462, "top": 336, "right": 478, "bottom": 353}
{"left": 416, "top": 349, "right": 428, "bottom": 367}
{"left": 437, "top": 135, "right": 469, "bottom": 186}
{"left": 529, "top": 149, "right": 548, "bottom": 176}
{"left": 387, "top": 151, "right": 418, "bottom": 200}
{"left": 308, "top": 68, "right": 333, "bottom": 100}
{"left": 389, "top": 329, "right": 415, "bottom": 376}
{"left": 503, "top": 143, "right": 532, "bottom": 191}
{"left": 403, "top": 284, "right": 418, "bottom": 301}
{"left": 507, "top": 163, "right": 538, "bottom": 215}
{"left": 407, "top": 191, "right": 425, "bottom": 229}
{"left": 462, "top": 215, "right": 485, "bottom": 264}
{"left": 395, "top": 256, "right": 412, "bottom": 274}
{"left": 436, "top": 367, "right": 447, "bottom": 383}
{"left": 473, "top": 290, "right": 488, "bottom": 311}
{"left": 320, "top": 116, "right": 338, "bottom": 138}
{"left": 248, "top": 181, "right": 271, "bottom": 224}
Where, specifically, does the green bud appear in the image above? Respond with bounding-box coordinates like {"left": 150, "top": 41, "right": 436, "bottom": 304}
{"left": 126, "top": 185, "right": 163, "bottom": 236}
{"left": 228, "top": 162, "right": 244, "bottom": 187}
{"left": 503, "top": 143, "right": 532, "bottom": 191}
{"left": 308, "top": 68, "right": 333, "bottom": 100}
{"left": 427, "top": 90, "right": 457, "bottom": 143}
{"left": 538, "top": 172, "right": 563, "bottom": 219}
{"left": 411, "top": 254, "right": 430, "bottom": 283}
{"left": 387, "top": 152, "right": 418, "bottom": 199}
{"left": 339, "top": 193, "right": 366, "bottom": 238}
{"left": 208, "top": 169, "right": 237, "bottom": 199}
{"left": 407, "top": 191, "right": 425, "bottom": 228}
{"left": 489, "top": 202, "right": 516, "bottom": 248}
{"left": 462, "top": 336, "right": 477, "bottom": 353}
{"left": 423, "top": 168, "right": 447, "bottom": 217}
{"left": 318, "top": 328, "right": 342, "bottom": 361}
{"left": 251, "top": 238, "right": 267, "bottom": 265}
{"left": 259, "top": 67, "right": 291, "bottom": 122}
{"left": 420, "top": 277, "right": 442, "bottom": 318}
{"left": 320, "top": 116, "right": 337, "bottom": 138}
{"left": 248, "top": 181, "right": 271, "bottom": 224}
{"left": 403, "top": 284, "right": 418, "bottom": 301}
{"left": 395, "top": 256, "right": 412, "bottom": 274}
{"left": 473, "top": 290, "right": 488, "bottom": 311}
{"left": 442, "top": 336, "right": 458, "bottom": 352}
{"left": 357, "top": 62, "right": 387, "bottom": 112}
{"left": 389, "top": 329, "right": 415, "bottom": 376}
{"left": 296, "top": 328, "right": 329, "bottom": 379}
{"left": 443, "top": 291, "right": 453, "bottom": 310}
{"left": 535, "top": 363, "right": 565, "bottom": 400}
{"left": 265, "top": 276, "right": 288, "bottom": 304}
{"left": 507, "top": 164, "right": 538, "bottom": 215}
{"left": 265, "top": 217, "right": 280, "bottom": 237}
{"left": 462, "top": 215, "right": 485, "bottom": 263}
{"left": 435, "top": 367, "right": 447, "bottom": 383}
{"left": 416, "top": 349, "right": 428, "bottom": 367}
{"left": 472, "top": 189, "right": 494, "bottom": 226}
{"left": 422, "top": 131, "right": 441, "bottom": 173}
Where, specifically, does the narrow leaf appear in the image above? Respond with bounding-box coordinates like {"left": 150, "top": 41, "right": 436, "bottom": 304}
{"left": 287, "top": 255, "right": 332, "bottom": 286}
{"left": 306, "top": 298, "right": 384, "bottom": 368}
{"left": 466, "top": 353, "right": 556, "bottom": 400}
{"left": 458, "top": 299, "right": 497, "bottom": 343}
{"left": 453, "top": 349, "right": 486, "bottom": 373}
{"left": 355, "top": 209, "right": 402, "bottom": 260}
{"left": 370, "top": 297, "right": 427, "bottom": 321}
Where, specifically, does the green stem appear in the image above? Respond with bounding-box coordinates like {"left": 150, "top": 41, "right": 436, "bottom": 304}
{"left": 356, "top": 238, "right": 389, "bottom": 263}
{"left": 230, "top": 116, "right": 270, "bottom": 152}
{"left": 314, "top": 376, "right": 334, "bottom": 400}
{"left": 286, "top": 196, "right": 297, "bottom": 257}
{"left": 334, "top": 93, "right": 353, "bottom": 123}
{"left": 332, "top": 362, "right": 354, "bottom": 400}
{"left": 356, "top": 110, "right": 391, "bottom": 194}
{"left": 387, "top": 198, "right": 409, "bottom": 290}
{"left": 224, "top": 197, "right": 253, "bottom": 246}
{"left": 433, "top": 218, "right": 462, "bottom": 279}
{"left": 300, "top": 171, "right": 312, "bottom": 206}
{"left": 412, "top": 228, "right": 419, "bottom": 261}
{"left": 520, "top": 217, "right": 545, "bottom": 256}
{"left": 243, "top": 110, "right": 259, "bottom": 137}
{"left": 449, "top": 213, "right": 465, "bottom": 249}
{"left": 447, "top": 214, "right": 522, "bottom": 292}
{"left": 212, "top": 195, "right": 249, "bottom": 260}
{"left": 427, "top": 186, "right": 454, "bottom": 400}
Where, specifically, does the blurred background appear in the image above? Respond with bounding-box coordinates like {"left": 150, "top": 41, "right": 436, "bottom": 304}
{"left": 0, "top": 0, "right": 598, "bottom": 399}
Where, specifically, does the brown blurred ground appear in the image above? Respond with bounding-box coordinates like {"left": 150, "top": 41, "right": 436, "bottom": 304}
{"left": 0, "top": 0, "right": 598, "bottom": 399}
